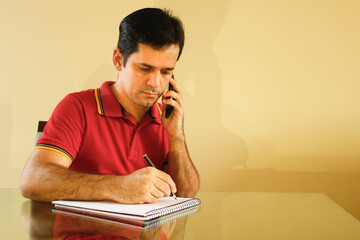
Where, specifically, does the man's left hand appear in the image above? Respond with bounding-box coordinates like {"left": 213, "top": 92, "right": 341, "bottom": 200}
{"left": 161, "top": 75, "right": 186, "bottom": 151}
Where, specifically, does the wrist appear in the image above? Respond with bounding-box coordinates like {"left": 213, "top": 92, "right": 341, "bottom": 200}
{"left": 102, "top": 175, "right": 124, "bottom": 202}
{"left": 168, "top": 134, "right": 187, "bottom": 153}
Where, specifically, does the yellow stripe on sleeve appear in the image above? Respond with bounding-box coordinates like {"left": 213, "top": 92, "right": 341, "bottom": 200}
{"left": 34, "top": 146, "right": 73, "bottom": 163}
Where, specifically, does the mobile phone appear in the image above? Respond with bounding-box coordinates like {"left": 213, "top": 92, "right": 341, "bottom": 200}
{"left": 165, "top": 81, "right": 174, "bottom": 118}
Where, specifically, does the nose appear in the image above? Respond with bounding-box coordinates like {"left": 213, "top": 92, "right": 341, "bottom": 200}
{"left": 147, "top": 71, "right": 161, "bottom": 89}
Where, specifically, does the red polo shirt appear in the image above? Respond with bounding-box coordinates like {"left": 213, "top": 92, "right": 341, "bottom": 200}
{"left": 36, "top": 81, "right": 169, "bottom": 175}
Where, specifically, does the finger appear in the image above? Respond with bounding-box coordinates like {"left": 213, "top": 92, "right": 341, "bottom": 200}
{"left": 153, "top": 177, "right": 172, "bottom": 197}
{"left": 143, "top": 168, "right": 175, "bottom": 197}
{"left": 169, "top": 77, "right": 181, "bottom": 95}
{"left": 163, "top": 85, "right": 184, "bottom": 106}
{"left": 153, "top": 170, "right": 177, "bottom": 194}
{"left": 150, "top": 186, "right": 165, "bottom": 199}
{"left": 146, "top": 193, "right": 159, "bottom": 203}
{"left": 162, "top": 98, "right": 182, "bottom": 115}
{"left": 163, "top": 91, "right": 184, "bottom": 110}
{"left": 163, "top": 89, "right": 181, "bottom": 100}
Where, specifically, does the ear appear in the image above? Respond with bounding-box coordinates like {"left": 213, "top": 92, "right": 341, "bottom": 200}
{"left": 113, "top": 48, "right": 123, "bottom": 71}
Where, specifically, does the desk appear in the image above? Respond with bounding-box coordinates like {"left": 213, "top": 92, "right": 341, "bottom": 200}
{"left": 1, "top": 189, "right": 359, "bottom": 239}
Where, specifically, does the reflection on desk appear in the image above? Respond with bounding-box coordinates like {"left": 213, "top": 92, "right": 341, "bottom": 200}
{"left": 28, "top": 191, "right": 198, "bottom": 239}
{"left": 2, "top": 190, "right": 360, "bottom": 239}
{"left": 53, "top": 207, "right": 187, "bottom": 239}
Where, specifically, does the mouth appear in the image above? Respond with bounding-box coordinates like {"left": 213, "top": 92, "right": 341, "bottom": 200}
{"left": 142, "top": 91, "right": 159, "bottom": 98}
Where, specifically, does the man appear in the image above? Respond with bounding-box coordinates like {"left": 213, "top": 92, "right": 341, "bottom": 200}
{"left": 20, "top": 8, "right": 200, "bottom": 204}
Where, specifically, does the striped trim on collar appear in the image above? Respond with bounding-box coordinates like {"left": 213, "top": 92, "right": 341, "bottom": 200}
{"left": 155, "top": 102, "right": 162, "bottom": 119}
{"left": 94, "top": 82, "right": 162, "bottom": 122}
{"left": 94, "top": 88, "right": 105, "bottom": 116}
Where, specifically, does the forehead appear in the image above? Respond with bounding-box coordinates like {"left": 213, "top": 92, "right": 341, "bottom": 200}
{"left": 129, "top": 43, "right": 180, "bottom": 68}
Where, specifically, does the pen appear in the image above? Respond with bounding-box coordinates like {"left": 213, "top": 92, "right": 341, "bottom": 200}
{"left": 143, "top": 154, "right": 177, "bottom": 200}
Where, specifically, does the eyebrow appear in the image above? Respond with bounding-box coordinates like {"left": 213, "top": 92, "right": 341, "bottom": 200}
{"left": 139, "top": 63, "right": 175, "bottom": 71}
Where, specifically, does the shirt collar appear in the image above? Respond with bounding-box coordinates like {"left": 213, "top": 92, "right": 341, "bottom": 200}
{"left": 94, "top": 81, "right": 162, "bottom": 124}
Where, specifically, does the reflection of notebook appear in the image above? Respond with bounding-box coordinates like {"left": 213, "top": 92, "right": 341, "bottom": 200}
{"left": 53, "top": 197, "right": 201, "bottom": 222}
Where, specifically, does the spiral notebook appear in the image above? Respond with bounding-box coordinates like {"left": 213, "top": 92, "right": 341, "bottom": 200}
{"left": 53, "top": 197, "right": 201, "bottom": 221}
{"left": 53, "top": 204, "right": 200, "bottom": 230}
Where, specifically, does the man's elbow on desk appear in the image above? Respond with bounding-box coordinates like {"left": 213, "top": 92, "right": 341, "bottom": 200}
{"left": 175, "top": 177, "right": 200, "bottom": 198}
{"left": 187, "top": 175, "right": 200, "bottom": 192}
{"left": 20, "top": 165, "right": 40, "bottom": 201}
{"left": 20, "top": 149, "right": 72, "bottom": 202}
{"left": 20, "top": 160, "right": 53, "bottom": 201}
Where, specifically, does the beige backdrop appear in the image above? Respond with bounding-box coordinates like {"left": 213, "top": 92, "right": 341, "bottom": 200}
{"left": 1, "top": 1, "right": 359, "bottom": 219}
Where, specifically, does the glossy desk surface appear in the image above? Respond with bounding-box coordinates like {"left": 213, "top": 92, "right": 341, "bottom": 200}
{"left": 1, "top": 189, "right": 359, "bottom": 239}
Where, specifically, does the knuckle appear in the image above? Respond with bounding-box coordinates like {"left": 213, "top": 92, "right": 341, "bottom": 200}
{"left": 140, "top": 192, "right": 151, "bottom": 202}
{"left": 156, "top": 189, "right": 165, "bottom": 198}
{"left": 143, "top": 180, "right": 153, "bottom": 190}
{"left": 144, "top": 167, "right": 153, "bottom": 173}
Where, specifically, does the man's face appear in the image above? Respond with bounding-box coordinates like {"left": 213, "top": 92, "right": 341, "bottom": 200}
{"left": 117, "top": 43, "right": 179, "bottom": 108}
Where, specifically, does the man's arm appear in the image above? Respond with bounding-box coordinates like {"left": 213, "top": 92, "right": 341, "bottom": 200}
{"left": 161, "top": 76, "right": 200, "bottom": 191}
{"left": 20, "top": 148, "right": 176, "bottom": 203}
{"left": 165, "top": 138, "right": 200, "bottom": 191}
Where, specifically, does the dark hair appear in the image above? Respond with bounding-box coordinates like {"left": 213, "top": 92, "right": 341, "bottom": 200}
{"left": 117, "top": 8, "right": 185, "bottom": 66}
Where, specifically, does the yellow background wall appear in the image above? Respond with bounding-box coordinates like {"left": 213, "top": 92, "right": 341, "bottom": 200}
{"left": 1, "top": 1, "right": 359, "bottom": 218}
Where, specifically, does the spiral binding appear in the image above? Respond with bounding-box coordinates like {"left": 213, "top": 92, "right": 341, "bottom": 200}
{"left": 146, "top": 198, "right": 200, "bottom": 219}
{"left": 144, "top": 205, "right": 199, "bottom": 230}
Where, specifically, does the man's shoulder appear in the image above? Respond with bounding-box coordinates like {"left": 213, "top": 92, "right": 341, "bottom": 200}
{"left": 68, "top": 87, "right": 95, "bottom": 97}
{"left": 64, "top": 88, "right": 95, "bottom": 103}
{"left": 54, "top": 88, "right": 97, "bottom": 114}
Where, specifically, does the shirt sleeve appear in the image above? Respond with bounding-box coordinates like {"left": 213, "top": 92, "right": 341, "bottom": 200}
{"left": 35, "top": 93, "right": 85, "bottom": 162}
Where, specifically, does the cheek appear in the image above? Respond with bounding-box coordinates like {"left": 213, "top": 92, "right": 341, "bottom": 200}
{"left": 161, "top": 79, "right": 170, "bottom": 91}
{"left": 161, "top": 83, "right": 168, "bottom": 92}
{"left": 125, "top": 72, "right": 141, "bottom": 88}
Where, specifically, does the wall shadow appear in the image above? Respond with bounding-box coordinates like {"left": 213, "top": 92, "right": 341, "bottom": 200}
{"left": 154, "top": 0, "right": 249, "bottom": 190}
{"left": 82, "top": 64, "right": 116, "bottom": 90}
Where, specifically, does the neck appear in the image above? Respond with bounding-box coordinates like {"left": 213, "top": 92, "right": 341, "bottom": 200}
{"left": 110, "top": 82, "right": 149, "bottom": 124}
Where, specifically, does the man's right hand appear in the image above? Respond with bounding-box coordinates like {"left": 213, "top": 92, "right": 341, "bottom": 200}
{"left": 112, "top": 167, "right": 177, "bottom": 204}
{"left": 21, "top": 149, "right": 176, "bottom": 204}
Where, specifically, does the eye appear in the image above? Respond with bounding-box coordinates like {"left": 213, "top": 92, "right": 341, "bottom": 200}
{"left": 140, "top": 67, "right": 151, "bottom": 72}
{"left": 161, "top": 70, "right": 171, "bottom": 76}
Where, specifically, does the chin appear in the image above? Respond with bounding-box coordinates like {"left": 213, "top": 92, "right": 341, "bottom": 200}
{"left": 137, "top": 100, "right": 158, "bottom": 108}
{"left": 134, "top": 94, "right": 160, "bottom": 108}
